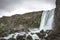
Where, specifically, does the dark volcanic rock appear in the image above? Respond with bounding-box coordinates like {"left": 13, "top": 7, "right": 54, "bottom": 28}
{"left": 54, "top": 0, "right": 60, "bottom": 33}
{"left": 27, "top": 35, "right": 32, "bottom": 40}
{"left": 36, "top": 30, "right": 46, "bottom": 39}
{"left": 47, "top": 0, "right": 60, "bottom": 40}
{"left": 17, "top": 35, "right": 26, "bottom": 40}
{"left": 8, "top": 38, "right": 15, "bottom": 40}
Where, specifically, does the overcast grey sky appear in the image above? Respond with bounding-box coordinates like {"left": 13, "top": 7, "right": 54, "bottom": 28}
{"left": 0, "top": 0, "right": 56, "bottom": 17}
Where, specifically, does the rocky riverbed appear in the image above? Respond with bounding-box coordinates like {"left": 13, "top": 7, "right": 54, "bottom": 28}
{"left": 0, "top": 11, "right": 43, "bottom": 40}
{"left": 0, "top": 28, "right": 53, "bottom": 40}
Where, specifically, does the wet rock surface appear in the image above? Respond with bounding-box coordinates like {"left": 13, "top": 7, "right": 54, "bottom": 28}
{"left": 17, "top": 35, "right": 26, "bottom": 40}
{"left": 27, "top": 35, "right": 32, "bottom": 40}
{"left": 0, "top": 30, "right": 53, "bottom": 40}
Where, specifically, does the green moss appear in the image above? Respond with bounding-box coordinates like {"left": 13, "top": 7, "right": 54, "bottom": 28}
{"left": 0, "top": 23, "right": 5, "bottom": 30}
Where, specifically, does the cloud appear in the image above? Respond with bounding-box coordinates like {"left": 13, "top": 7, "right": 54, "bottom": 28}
{"left": 0, "top": 0, "right": 56, "bottom": 17}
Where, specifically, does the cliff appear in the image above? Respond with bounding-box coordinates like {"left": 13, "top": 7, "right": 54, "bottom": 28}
{"left": 0, "top": 11, "right": 42, "bottom": 37}
{"left": 47, "top": 0, "right": 60, "bottom": 40}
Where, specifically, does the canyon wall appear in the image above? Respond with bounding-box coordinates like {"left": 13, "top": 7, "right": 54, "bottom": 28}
{"left": 54, "top": 0, "right": 60, "bottom": 33}
{"left": 47, "top": 0, "right": 60, "bottom": 40}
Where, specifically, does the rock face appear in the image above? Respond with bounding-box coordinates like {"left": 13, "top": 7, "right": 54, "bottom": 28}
{"left": 27, "top": 35, "right": 32, "bottom": 40}
{"left": 54, "top": 0, "right": 60, "bottom": 33}
{"left": 0, "top": 11, "right": 42, "bottom": 37}
{"left": 54, "top": 0, "right": 60, "bottom": 40}
{"left": 17, "top": 35, "right": 26, "bottom": 40}
{"left": 47, "top": 0, "right": 60, "bottom": 40}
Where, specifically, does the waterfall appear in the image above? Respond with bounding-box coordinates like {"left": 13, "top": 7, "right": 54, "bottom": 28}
{"left": 27, "top": 9, "right": 55, "bottom": 40}
{"left": 0, "top": 9, "right": 55, "bottom": 40}
{"left": 39, "top": 9, "right": 55, "bottom": 31}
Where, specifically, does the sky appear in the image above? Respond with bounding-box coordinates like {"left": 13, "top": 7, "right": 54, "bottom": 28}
{"left": 0, "top": 0, "right": 56, "bottom": 17}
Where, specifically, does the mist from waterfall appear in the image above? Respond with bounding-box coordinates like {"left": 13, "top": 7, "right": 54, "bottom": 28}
{"left": 39, "top": 9, "right": 55, "bottom": 31}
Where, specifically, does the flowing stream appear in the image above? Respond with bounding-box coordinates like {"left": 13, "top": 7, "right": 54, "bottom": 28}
{"left": 0, "top": 9, "right": 55, "bottom": 40}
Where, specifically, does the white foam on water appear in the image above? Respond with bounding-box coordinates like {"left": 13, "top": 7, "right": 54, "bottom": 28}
{"left": 4, "top": 34, "right": 14, "bottom": 40}
{"left": 29, "top": 28, "right": 40, "bottom": 33}
{"left": 13, "top": 33, "right": 20, "bottom": 39}
{"left": 30, "top": 34, "right": 41, "bottom": 40}
{"left": 3, "top": 32, "right": 26, "bottom": 40}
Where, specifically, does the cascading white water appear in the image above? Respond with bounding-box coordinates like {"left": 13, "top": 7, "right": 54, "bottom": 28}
{"left": 0, "top": 9, "right": 55, "bottom": 40}
{"left": 1, "top": 32, "right": 26, "bottom": 40}
{"left": 26, "top": 9, "right": 55, "bottom": 40}
{"left": 39, "top": 9, "right": 55, "bottom": 31}
{"left": 29, "top": 34, "right": 41, "bottom": 40}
